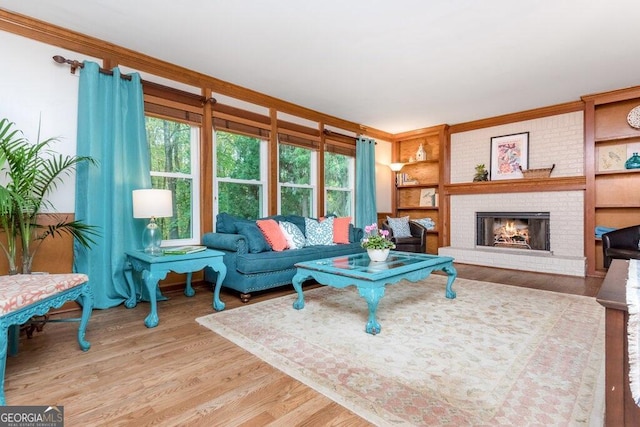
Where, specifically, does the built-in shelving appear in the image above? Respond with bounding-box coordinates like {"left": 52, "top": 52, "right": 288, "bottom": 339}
{"left": 583, "top": 87, "right": 640, "bottom": 276}
{"left": 392, "top": 125, "right": 448, "bottom": 254}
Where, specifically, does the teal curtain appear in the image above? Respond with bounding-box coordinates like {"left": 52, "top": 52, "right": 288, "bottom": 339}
{"left": 73, "top": 61, "right": 150, "bottom": 309}
{"left": 355, "top": 136, "right": 377, "bottom": 229}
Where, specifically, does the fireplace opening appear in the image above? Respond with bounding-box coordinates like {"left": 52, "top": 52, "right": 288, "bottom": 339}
{"left": 476, "top": 212, "right": 550, "bottom": 251}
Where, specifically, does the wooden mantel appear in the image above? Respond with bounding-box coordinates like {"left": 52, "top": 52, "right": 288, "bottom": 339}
{"left": 443, "top": 176, "right": 586, "bottom": 195}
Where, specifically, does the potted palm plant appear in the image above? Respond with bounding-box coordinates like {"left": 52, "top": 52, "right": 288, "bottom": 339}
{"left": 0, "top": 118, "right": 99, "bottom": 274}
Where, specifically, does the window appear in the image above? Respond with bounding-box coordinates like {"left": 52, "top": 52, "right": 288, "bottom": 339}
{"left": 278, "top": 143, "right": 316, "bottom": 216}
{"left": 146, "top": 116, "right": 200, "bottom": 245}
{"left": 324, "top": 151, "right": 354, "bottom": 217}
{"left": 215, "top": 130, "right": 267, "bottom": 220}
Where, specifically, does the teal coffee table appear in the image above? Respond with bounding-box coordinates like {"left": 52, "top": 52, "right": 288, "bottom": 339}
{"left": 292, "top": 252, "right": 457, "bottom": 335}
{"left": 124, "top": 249, "right": 227, "bottom": 328}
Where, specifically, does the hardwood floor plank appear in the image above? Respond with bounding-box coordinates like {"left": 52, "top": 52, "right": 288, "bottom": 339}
{"left": 2, "top": 263, "right": 602, "bottom": 425}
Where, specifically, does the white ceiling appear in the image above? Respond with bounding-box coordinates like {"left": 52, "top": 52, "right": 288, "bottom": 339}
{"left": 3, "top": 0, "right": 640, "bottom": 133}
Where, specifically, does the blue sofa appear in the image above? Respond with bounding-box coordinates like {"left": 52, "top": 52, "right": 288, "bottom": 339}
{"left": 203, "top": 214, "right": 365, "bottom": 302}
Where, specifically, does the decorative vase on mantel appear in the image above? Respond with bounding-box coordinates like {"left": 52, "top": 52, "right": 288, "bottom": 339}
{"left": 367, "top": 248, "right": 390, "bottom": 262}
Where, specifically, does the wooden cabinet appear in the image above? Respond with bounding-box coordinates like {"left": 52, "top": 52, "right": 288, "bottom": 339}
{"left": 596, "top": 259, "right": 640, "bottom": 426}
{"left": 392, "top": 125, "right": 447, "bottom": 254}
{"left": 584, "top": 87, "right": 640, "bottom": 276}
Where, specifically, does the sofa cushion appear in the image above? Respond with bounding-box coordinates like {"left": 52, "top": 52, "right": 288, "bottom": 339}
{"left": 216, "top": 213, "right": 254, "bottom": 234}
{"left": 387, "top": 216, "right": 412, "bottom": 238}
{"left": 279, "top": 221, "right": 306, "bottom": 249}
{"left": 305, "top": 217, "right": 334, "bottom": 246}
{"left": 236, "top": 222, "right": 271, "bottom": 253}
{"left": 235, "top": 243, "right": 364, "bottom": 275}
{"left": 257, "top": 219, "right": 288, "bottom": 251}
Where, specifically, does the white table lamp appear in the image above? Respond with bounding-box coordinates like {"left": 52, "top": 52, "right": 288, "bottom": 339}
{"left": 132, "top": 189, "right": 173, "bottom": 255}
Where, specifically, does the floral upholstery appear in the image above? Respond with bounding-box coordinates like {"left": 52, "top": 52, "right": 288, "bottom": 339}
{"left": 0, "top": 273, "right": 89, "bottom": 315}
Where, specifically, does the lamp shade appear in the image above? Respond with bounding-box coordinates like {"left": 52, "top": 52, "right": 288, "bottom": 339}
{"left": 389, "top": 162, "right": 405, "bottom": 172}
{"left": 132, "top": 189, "right": 173, "bottom": 219}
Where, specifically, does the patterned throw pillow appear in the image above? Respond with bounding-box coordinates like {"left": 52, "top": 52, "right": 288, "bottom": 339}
{"left": 305, "top": 217, "right": 335, "bottom": 246}
{"left": 279, "top": 221, "right": 306, "bottom": 249}
{"left": 256, "top": 219, "right": 288, "bottom": 252}
{"left": 387, "top": 216, "right": 412, "bottom": 238}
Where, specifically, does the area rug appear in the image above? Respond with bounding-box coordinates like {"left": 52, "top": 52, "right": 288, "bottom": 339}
{"left": 196, "top": 276, "right": 605, "bottom": 426}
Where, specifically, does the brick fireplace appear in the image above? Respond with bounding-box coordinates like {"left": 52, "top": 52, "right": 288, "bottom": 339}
{"left": 476, "top": 211, "right": 550, "bottom": 251}
{"left": 439, "top": 192, "right": 585, "bottom": 276}
{"left": 438, "top": 111, "right": 586, "bottom": 276}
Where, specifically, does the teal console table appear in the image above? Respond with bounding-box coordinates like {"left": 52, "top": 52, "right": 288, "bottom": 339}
{"left": 292, "top": 252, "right": 457, "bottom": 335}
{"left": 124, "top": 249, "right": 227, "bottom": 328}
{"left": 0, "top": 273, "right": 93, "bottom": 405}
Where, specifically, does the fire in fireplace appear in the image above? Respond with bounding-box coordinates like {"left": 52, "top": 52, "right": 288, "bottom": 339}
{"left": 476, "top": 212, "right": 550, "bottom": 251}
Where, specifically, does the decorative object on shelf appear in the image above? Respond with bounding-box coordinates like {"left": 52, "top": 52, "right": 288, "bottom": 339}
{"left": 367, "top": 248, "right": 390, "bottom": 262}
{"left": 132, "top": 189, "right": 174, "bottom": 256}
{"left": 400, "top": 173, "right": 419, "bottom": 185}
{"left": 597, "top": 144, "right": 627, "bottom": 171}
{"left": 473, "top": 164, "right": 489, "bottom": 182}
{"left": 419, "top": 188, "right": 437, "bottom": 207}
{"left": 519, "top": 164, "right": 555, "bottom": 179}
{"left": 416, "top": 143, "right": 426, "bottom": 161}
{"left": 361, "top": 223, "right": 395, "bottom": 260}
{"left": 489, "top": 132, "right": 529, "bottom": 180}
{"left": 625, "top": 152, "right": 640, "bottom": 169}
{"left": 408, "top": 156, "right": 415, "bottom": 163}
{"left": 627, "top": 105, "right": 640, "bottom": 129}
{"left": 413, "top": 218, "right": 436, "bottom": 230}
{"left": 388, "top": 162, "right": 405, "bottom": 186}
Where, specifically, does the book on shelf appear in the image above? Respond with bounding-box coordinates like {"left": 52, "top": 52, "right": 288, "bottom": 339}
{"left": 163, "top": 245, "right": 206, "bottom": 255}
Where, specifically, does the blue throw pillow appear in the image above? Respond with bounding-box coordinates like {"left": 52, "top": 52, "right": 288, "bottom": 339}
{"left": 387, "top": 216, "right": 412, "bottom": 238}
{"left": 304, "top": 217, "right": 335, "bottom": 246}
{"left": 236, "top": 222, "right": 271, "bottom": 253}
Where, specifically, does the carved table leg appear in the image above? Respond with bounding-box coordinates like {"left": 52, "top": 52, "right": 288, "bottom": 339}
{"left": 184, "top": 272, "right": 195, "bottom": 297}
{"left": 292, "top": 273, "right": 307, "bottom": 310}
{"left": 212, "top": 263, "right": 227, "bottom": 311}
{"left": 358, "top": 286, "right": 386, "bottom": 335}
{"left": 77, "top": 283, "right": 93, "bottom": 351}
{"left": 442, "top": 264, "right": 458, "bottom": 299}
{"left": 142, "top": 270, "right": 166, "bottom": 328}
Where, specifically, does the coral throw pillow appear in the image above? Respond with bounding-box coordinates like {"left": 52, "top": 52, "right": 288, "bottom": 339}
{"left": 256, "top": 219, "right": 288, "bottom": 251}
{"left": 332, "top": 216, "right": 352, "bottom": 244}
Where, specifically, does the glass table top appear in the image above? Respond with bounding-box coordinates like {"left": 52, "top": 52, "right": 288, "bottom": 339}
{"left": 296, "top": 251, "right": 453, "bottom": 279}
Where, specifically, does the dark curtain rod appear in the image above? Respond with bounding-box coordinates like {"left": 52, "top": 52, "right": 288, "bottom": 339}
{"left": 52, "top": 55, "right": 216, "bottom": 106}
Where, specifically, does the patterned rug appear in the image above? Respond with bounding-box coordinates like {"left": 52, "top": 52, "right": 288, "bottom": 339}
{"left": 196, "top": 276, "right": 605, "bottom": 426}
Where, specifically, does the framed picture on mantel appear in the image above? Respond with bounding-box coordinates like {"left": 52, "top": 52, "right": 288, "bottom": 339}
{"left": 489, "top": 132, "right": 529, "bottom": 180}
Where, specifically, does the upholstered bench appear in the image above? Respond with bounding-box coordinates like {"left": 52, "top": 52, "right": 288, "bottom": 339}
{"left": 0, "top": 273, "right": 92, "bottom": 405}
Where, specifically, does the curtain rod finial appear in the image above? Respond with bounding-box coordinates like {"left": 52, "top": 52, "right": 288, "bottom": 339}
{"left": 53, "top": 55, "right": 82, "bottom": 74}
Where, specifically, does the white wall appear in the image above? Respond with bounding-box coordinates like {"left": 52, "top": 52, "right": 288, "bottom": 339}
{"left": 1, "top": 30, "right": 395, "bottom": 216}
{"left": 374, "top": 140, "right": 393, "bottom": 213}
{"left": 0, "top": 31, "right": 99, "bottom": 212}
{"left": 450, "top": 112, "right": 584, "bottom": 182}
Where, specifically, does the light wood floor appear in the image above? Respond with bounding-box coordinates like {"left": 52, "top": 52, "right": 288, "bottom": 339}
{"left": 5, "top": 264, "right": 603, "bottom": 426}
